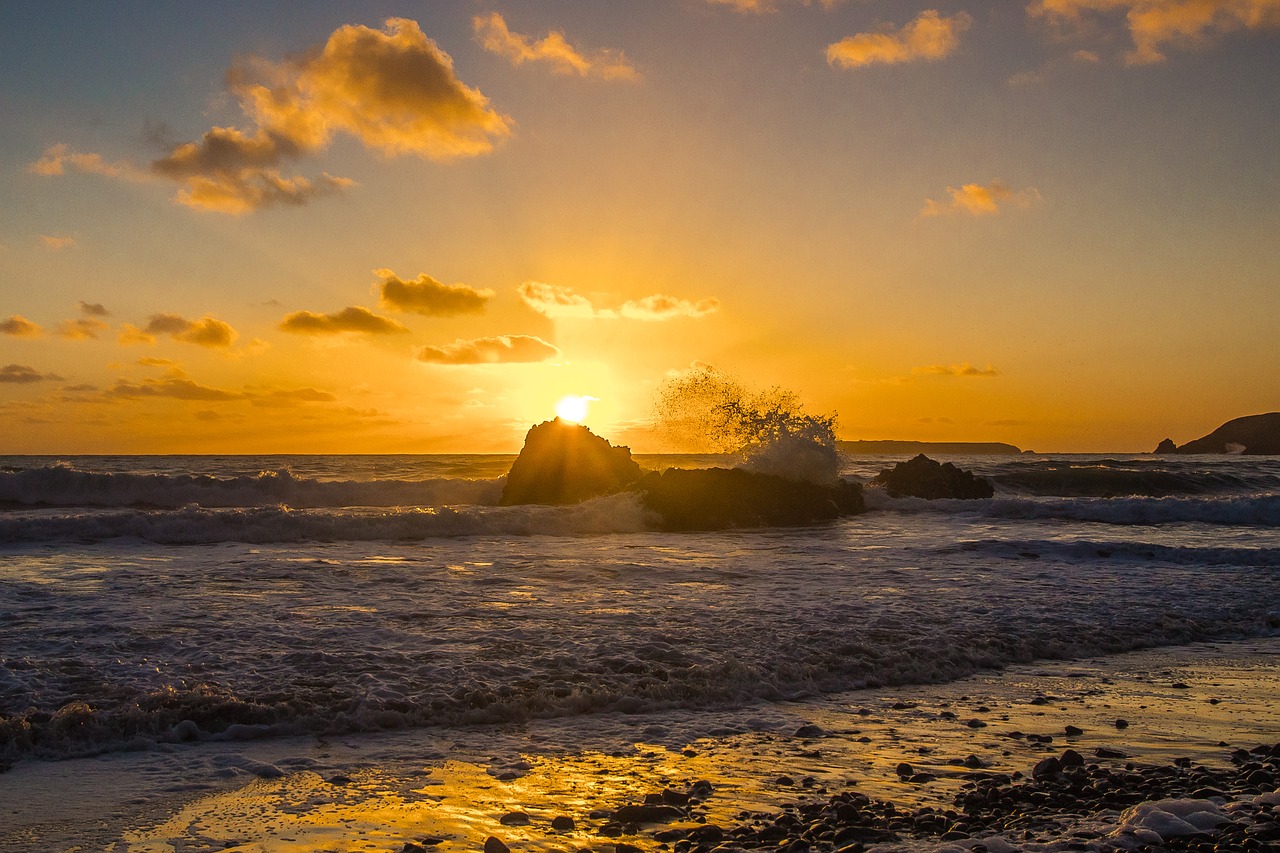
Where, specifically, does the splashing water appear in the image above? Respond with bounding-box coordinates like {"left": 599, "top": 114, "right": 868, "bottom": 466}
{"left": 653, "top": 367, "right": 840, "bottom": 483}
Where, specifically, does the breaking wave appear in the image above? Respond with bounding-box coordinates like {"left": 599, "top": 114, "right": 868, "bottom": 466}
{"left": 0, "top": 464, "right": 503, "bottom": 509}
{"left": 0, "top": 493, "right": 650, "bottom": 545}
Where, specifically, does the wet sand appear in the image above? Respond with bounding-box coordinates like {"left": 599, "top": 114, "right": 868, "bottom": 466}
{"left": 4, "top": 638, "right": 1278, "bottom": 852}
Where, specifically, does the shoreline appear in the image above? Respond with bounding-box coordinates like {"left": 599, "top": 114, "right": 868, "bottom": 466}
{"left": 3, "top": 637, "right": 1278, "bottom": 851}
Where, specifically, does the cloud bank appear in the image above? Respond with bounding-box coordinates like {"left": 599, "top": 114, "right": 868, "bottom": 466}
{"left": 35, "top": 19, "right": 511, "bottom": 214}
{"left": 378, "top": 269, "right": 493, "bottom": 316}
{"left": 828, "top": 10, "right": 972, "bottom": 68}
{"left": 416, "top": 335, "right": 560, "bottom": 364}
{"left": 121, "top": 314, "right": 239, "bottom": 348}
{"left": 473, "top": 13, "right": 639, "bottom": 79}
{"left": 517, "top": 282, "right": 720, "bottom": 321}
{"left": 280, "top": 306, "right": 408, "bottom": 335}
{"left": 708, "top": 0, "right": 842, "bottom": 12}
{"left": 0, "top": 364, "right": 63, "bottom": 384}
{"left": 1029, "top": 0, "right": 1280, "bottom": 64}
{"left": 1, "top": 316, "right": 43, "bottom": 338}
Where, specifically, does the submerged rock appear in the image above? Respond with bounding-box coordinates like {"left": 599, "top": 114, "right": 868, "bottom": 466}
{"left": 636, "top": 467, "right": 864, "bottom": 531}
{"left": 501, "top": 419, "right": 642, "bottom": 505}
{"left": 871, "top": 454, "right": 994, "bottom": 500}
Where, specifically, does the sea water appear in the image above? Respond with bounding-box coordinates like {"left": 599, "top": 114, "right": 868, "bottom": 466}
{"left": 1, "top": 453, "right": 1278, "bottom": 766}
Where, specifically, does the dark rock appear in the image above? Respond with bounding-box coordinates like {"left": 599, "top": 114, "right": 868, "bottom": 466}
{"left": 501, "top": 419, "right": 641, "bottom": 505}
{"left": 1065, "top": 725, "right": 1084, "bottom": 736}
{"left": 1114, "top": 719, "right": 1129, "bottom": 729}
{"left": 795, "top": 724, "right": 828, "bottom": 738}
{"left": 551, "top": 816, "right": 575, "bottom": 831}
{"left": 483, "top": 837, "right": 510, "bottom": 853}
{"left": 499, "top": 812, "right": 530, "bottom": 826}
{"left": 870, "top": 454, "right": 995, "bottom": 500}
{"left": 1060, "top": 749, "right": 1085, "bottom": 767}
{"left": 896, "top": 763, "right": 915, "bottom": 777}
{"left": 1154, "top": 438, "right": 1178, "bottom": 454}
{"left": 1095, "top": 747, "right": 1127, "bottom": 759}
{"left": 616, "top": 844, "right": 644, "bottom": 853}
{"left": 636, "top": 467, "right": 864, "bottom": 531}
{"left": 612, "top": 804, "right": 684, "bottom": 824}
{"left": 1032, "top": 757, "right": 1061, "bottom": 779}
{"left": 1161, "top": 412, "right": 1280, "bottom": 455}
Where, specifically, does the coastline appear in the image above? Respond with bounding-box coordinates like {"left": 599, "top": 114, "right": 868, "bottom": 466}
{"left": 5, "top": 637, "right": 1278, "bottom": 852}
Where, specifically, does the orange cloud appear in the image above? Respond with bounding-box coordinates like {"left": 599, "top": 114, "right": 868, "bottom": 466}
{"left": 106, "top": 377, "right": 240, "bottom": 401}
{"left": 38, "top": 235, "right": 76, "bottom": 250}
{"left": 1030, "top": 0, "right": 1280, "bottom": 63}
{"left": 618, "top": 294, "right": 721, "bottom": 321}
{"left": 27, "top": 144, "right": 148, "bottom": 180}
{"left": 1, "top": 364, "right": 63, "bottom": 384}
{"left": 417, "top": 335, "right": 560, "bottom": 364}
{"left": 38, "top": 19, "right": 511, "bottom": 215}
{"left": 231, "top": 18, "right": 511, "bottom": 159}
{"left": 708, "top": 0, "right": 842, "bottom": 12}
{"left": 56, "top": 318, "right": 109, "bottom": 340}
{"left": 920, "top": 180, "right": 1042, "bottom": 217}
{"left": 129, "top": 314, "right": 238, "bottom": 348}
{"left": 517, "top": 281, "right": 601, "bottom": 319}
{"left": 518, "top": 281, "right": 720, "bottom": 321}
{"left": 1, "top": 315, "right": 43, "bottom": 338}
{"left": 828, "top": 10, "right": 972, "bottom": 68}
{"left": 378, "top": 269, "right": 493, "bottom": 316}
{"left": 280, "top": 306, "right": 408, "bottom": 335}
{"left": 473, "top": 12, "right": 639, "bottom": 79}
{"left": 78, "top": 301, "right": 109, "bottom": 317}
{"left": 913, "top": 362, "right": 1002, "bottom": 377}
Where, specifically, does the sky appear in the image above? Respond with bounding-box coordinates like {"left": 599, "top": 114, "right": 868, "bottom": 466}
{"left": 1, "top": 0, "right": 1278, "bottom": 453}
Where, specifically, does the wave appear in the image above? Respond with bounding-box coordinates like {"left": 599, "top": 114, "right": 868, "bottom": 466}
{"left": 939, "top": 537, "right": 1280, "bottom": 567}
{"left": 0, "top": 494, "right": 650, "bottom": 545}
{"left": 0, "top": 464, "right": 504, "bottom": 509}
{"left": 986, "top": 459, "right": 1280, "bottom": 498}
{"left": 864, "top": 488, "right": 1280, "bottom": 526}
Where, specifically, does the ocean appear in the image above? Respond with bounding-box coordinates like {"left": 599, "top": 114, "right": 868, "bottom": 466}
{"left": 2, "top": 451, "right": 1278, "bottom": 770}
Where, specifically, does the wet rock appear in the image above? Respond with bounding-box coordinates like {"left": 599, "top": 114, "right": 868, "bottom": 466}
{"left": 870, "top": 454, "right": 995, "bottom": 500}
{"left": 795, "top": 724, "right": 827, "bottom": 738}
{"left": 1065, "top": 725, "right": 1084, "bottom": 736}
{"left": 551, "top": 816, "right": 575, "bottom": 831}
{"left": 636, "top": 467, "right": 864, "bottom": 531}
{"left": 499, "top": 812, "right": 530, "bottom": 826}
{"left": 1032, "top": 757, "right": 1062, "bottom": 779}
{"left": 501, "top": 419, "right": 641, "bottom": 505}
{"left": 1115, "top": 718, "right": 1129, "bottom": 729}
{"left": 896, "top": 762, "right": 915, "bottom": 777}
{"left": 483, "top": 837, "right": 510, "bottom": 853}
{"left": 612, "top": 804, "right": 684, "bottom": 824}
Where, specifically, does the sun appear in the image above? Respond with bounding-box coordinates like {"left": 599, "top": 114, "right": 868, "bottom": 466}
{"left": 555, "top": 395, "right": 594, "bottom": 424}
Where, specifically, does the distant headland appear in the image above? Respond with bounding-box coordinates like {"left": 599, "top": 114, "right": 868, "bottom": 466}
{"left": 838, "top": 440, "right": 1023, "bottom": 456}
{"left": 1154, "top": 412, "right": 1280, "bottom": 455}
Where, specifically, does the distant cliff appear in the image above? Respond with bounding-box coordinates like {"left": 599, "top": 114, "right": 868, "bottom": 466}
{"left": 1153, "top": 412, "right": 1280, "bottom": 455}
{"left": 838, "top": 440, "right": 1023, "bottom": 456}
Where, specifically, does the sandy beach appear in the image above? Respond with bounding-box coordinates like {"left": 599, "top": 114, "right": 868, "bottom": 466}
{"left": 5, "top": 637, "right": 1278, "bottom": 852}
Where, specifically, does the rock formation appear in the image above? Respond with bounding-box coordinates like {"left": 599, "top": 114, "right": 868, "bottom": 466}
{"left": 636, "top": 467, "right": 864, "bottom": 531}
{"left": 500, "top": 419, "right": 642, "bottom": 505}
{"left": 870, "top": 454, "right": 994, "bottom": 500}
{"left": 1152, "top": 413, "right": 1280, "bottom": 455}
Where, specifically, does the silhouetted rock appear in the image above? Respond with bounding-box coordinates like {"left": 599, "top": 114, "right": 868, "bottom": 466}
{"left": 1153, "top": 438, "right": 1178, "bottom": 454}
{"left": 871, "top": 454, "right": 994, "bottom": 500}
{"left": 501, "top": 419, "right": 642, "bottom": 505}
{"left": 1157, "top": 412, "right": 1280, "bottom": 455}
{"left": 636, "top": 467, "right": 864, "bottom": 531}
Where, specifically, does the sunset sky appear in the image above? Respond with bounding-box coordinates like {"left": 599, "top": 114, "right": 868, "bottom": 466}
{"left": 2, "top": 1, "right": 1277, "bottom": 453}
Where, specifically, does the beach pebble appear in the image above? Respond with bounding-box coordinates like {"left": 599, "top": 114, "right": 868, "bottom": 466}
{"left": 895, "top": 762, "right": 914, "bottom": 777}
{"left": 483, "top": 837, "right": 510, "bottom": 853}
{"left": 1065, "top": 724, "right": 1084, "bottom": 736}
{"left": 499, "top": 811, "right": 530, "bottom": 826}
{"left": 551, "top": 816, "right": 575, "bottom": 831}
{"left": 1115, "top": 718, "right": 1130, "bottom": 729}
{"left": 794, "top": 724, "right": 827, "bottom": 738}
